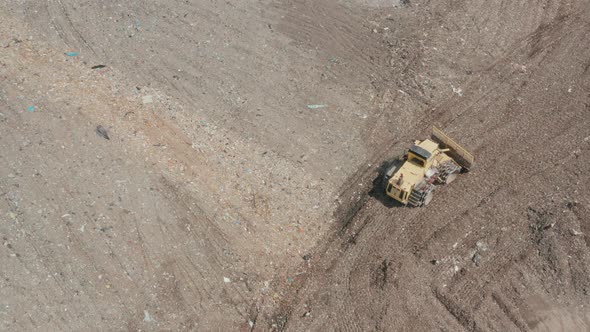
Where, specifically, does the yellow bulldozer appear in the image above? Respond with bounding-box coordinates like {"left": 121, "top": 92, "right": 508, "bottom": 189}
{"left": 383, "top": 127, "right": 474, "bottom": 207}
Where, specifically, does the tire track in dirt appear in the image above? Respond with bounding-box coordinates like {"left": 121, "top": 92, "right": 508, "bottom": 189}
{"left": 277, "top": 0, "right": 388, "bottom": 81}
{"left": 273, "top": 1, "right": 590, "bottom": 330}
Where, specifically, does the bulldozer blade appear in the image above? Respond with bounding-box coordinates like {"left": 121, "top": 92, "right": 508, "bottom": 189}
{"left": 432, "top": 126, "right": 475, "bottom": 170}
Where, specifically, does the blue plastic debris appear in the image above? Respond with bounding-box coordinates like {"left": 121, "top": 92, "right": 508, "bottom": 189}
{"left": 27, "top": 106, "right": 35, "bottom": 112}
{"left": 65, "top": 51, "right": 79, "bottom": 57}
{"left": 307, "top": 104, "right": 327, "bottom": 109}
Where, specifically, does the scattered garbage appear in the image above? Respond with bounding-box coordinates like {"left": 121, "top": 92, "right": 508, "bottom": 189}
{"left": 223, "top": 277, "right": 231, "bottom": 283}
{"left": 27, "top": 106, "right": 35, "bottom": 112}
{"left": 287, "top": 277, "right": 294, "bottom": 283}
{"left": 469, "top": 241, "right": 487, "bottom": 267}
{"left": 65, "top": 51, "right": 79, "bottom": 57}
{"left": 307, "top": 104, "right": 327, "bottom": 109}
{"left": 96, "top": 125, "right": 110, "bottom": 140}
{"left": 471, "top": 252, "right": 481, "bottom": 266}
{"left": 142, "top": 95, "right": 154, "bottom": 104}
{"left": 302, "top": 253, "right": 312, "bottom": 261}
{"left": 91, "top": 64, "right": 106, "bottom": 69}
{"left": 143, "top": 310, "right": 154, "bottom": 322}
{"left": 451, "top": 84, "right": 463, "bottom": 97}
{"left": 571, "top": 229, "right": 584, "bottom": 236}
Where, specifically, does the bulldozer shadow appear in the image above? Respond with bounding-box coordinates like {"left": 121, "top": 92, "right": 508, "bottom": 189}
{"left": 369, "top": 159, "right": 405, "bottom": 208}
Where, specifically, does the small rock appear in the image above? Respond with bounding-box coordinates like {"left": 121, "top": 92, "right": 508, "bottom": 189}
{"left": 223, "top": 277, "right": 231, "bottom": 283}
{"left": 96, "top": 125, "right": 110, "bottom": 140}
{"left": 302, "top": 253, "right": 312, "bottom": 261}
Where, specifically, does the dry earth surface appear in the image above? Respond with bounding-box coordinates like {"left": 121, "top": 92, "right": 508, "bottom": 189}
{"left": 1, "top": 0, "right": 589, "bottom": 331}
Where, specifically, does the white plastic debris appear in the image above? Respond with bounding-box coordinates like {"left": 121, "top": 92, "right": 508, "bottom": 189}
{"left": 142, "top": 95, "right": 153, "bottom": 104}
{"left": 144, "top": 310, "right": 154, "bottom": 322}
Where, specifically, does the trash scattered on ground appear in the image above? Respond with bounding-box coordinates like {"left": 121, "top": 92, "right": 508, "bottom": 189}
{"left": 143, "top": 310, "right": 154, "bottom": 322}
{"left": 451, "top": 84, "right": 463, "bottom": 97}
{"left": 302, "top": 253, "right": 312, "bottom": 261}
{"left": 469, "top": 241, "right": 487, "bottom": 266}
{"left": 223, "top": 277, "right": 231, "bottom": 283}
{"left": 307, "top": 104, "right": 327, "bottom": 109}
{"left": 96, "top": 125, "right": 110, "bottom": 140}
{"left": 91, "top": 65, "right": 106, "bottom": 69}
{"left": 287, "top": 277, "right": 294, "bottom": 282}
{"left": 27, "top": 106, "right": 35, "bottom": 112}
{"left": 142, "top": 95, "right": 154, "bottom": 104}
{"left": 571, "top": 229, "right": 583, "bottom": 236}
{"left": 65, "top": 51, "right": 79, "bottom": 57}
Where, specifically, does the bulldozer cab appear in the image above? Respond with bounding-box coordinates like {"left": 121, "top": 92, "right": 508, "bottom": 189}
{"left": 407, "top": 144, "right": 432, "bottom": 168}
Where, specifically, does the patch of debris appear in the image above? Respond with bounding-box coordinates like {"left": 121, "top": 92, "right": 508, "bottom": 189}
{"left": 469, "top": 241, "right": 488, "bottom": 267}
{"left": 527, "top": 207, "right": 555, "bottom": 244}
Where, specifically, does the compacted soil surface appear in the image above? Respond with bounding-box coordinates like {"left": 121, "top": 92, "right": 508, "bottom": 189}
{"left": 1, "top": 0, "right": 589, "bottom": 331}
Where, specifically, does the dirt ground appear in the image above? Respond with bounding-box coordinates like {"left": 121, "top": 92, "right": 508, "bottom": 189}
{"left": 1, "top": 0, "right": 589, "bottom": 331}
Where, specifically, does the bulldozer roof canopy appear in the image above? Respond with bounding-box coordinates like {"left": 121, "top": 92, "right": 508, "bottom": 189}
{"left": 409, "top": 145, "right": 432, "bottom": 160}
